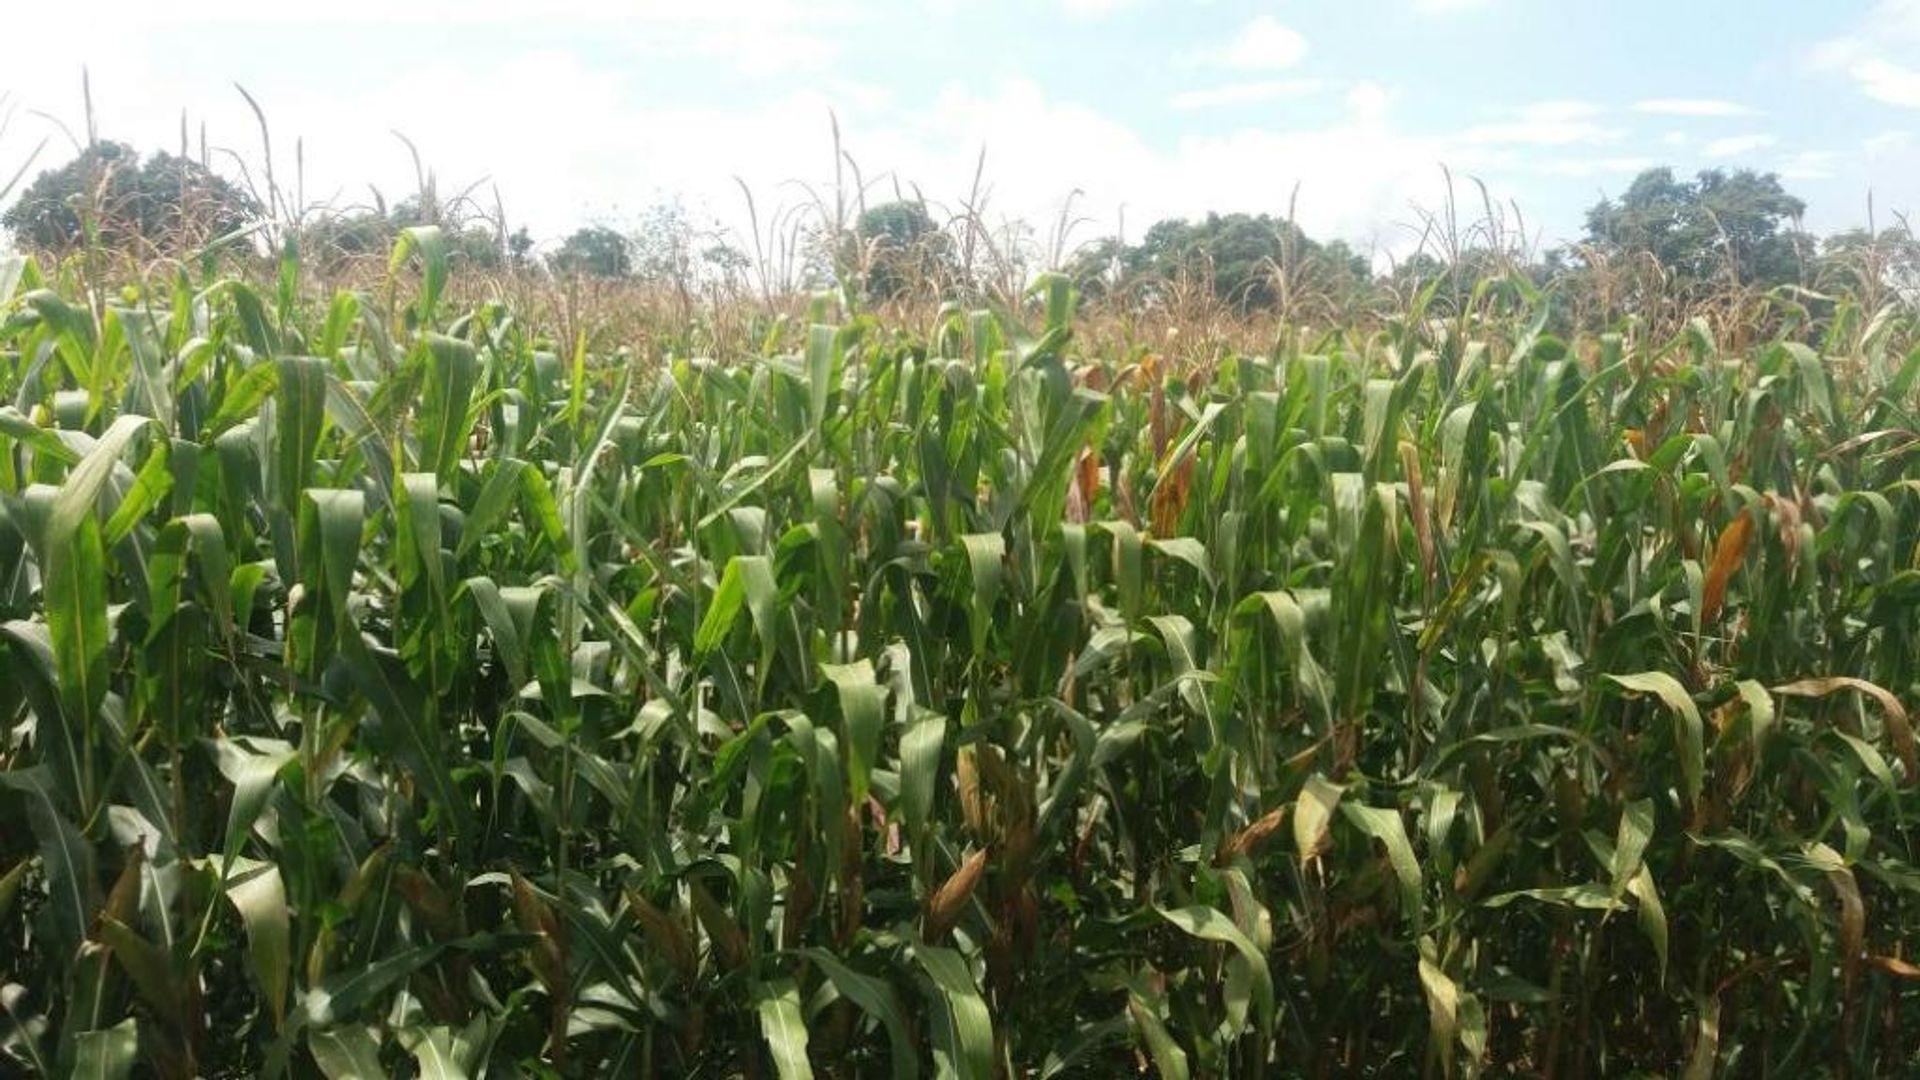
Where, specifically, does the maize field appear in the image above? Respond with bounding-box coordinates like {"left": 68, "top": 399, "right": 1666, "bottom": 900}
{"left": 0, "top": 231, "right": 1917, "bottom": 1077}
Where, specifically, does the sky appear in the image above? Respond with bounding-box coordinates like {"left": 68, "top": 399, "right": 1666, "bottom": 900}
{"left": 5, "top": 0, "right": 1920, "bottom": 263}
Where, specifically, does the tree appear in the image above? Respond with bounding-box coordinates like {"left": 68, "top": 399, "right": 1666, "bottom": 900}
{"left": 1816, "top": 227, "right": 1920, "bottom": 308}
{"left": 1582, "top": 167, "right": 1811, "bottom": 287}
{"left": 507, "top": 227, "right": 535, "bottom": 271}
{"left": 628, "top": 202, "right": 700, "bottom": 287}
{"left": 387, "top": 194, "right": 508, "bottom": 270}
{"left": 851, "top": 200, "right": 955, "bottom": 301}
{"left": 1384, "top": 251, "right": 1448, "bottom": 296}
{"left": 299, "top": 193, "right": 519, "bottom": 273}
{"left": 298, "top": 210, "right": 392, "bottom": 262}
{"left": 1134, "top": 213, "right": 1286, "bottom": 309}
{"left": 1063, "top": 236, "right": 1128, "bottom": 302}
{"left": 548, "top": 225, "right": 632, "bottom": 279}
{"left": 623, "top": 201, "right": 751, "bottom": 291}
{"left": 2, "top": 141, "right": 259, "bottom": 251}
{"left": 1306, "top": 238, "right": 1377, "bottom": 314}
{"left": 700, "top": 241, "right": 752, "bottom": 290}
{"left": 1072, "top": 212, "right": 1373, "bottom": 313}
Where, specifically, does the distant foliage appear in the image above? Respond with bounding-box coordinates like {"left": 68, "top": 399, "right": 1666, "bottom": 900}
{"left": 1, "top": 141, "right": 259, "bottom": 252}
{"left": 1820, "top": 226, "right": 1920, "bottom": 305}
{"left": 300, "top": 194, "right": 521, "bottom": 273}
{"left": 1583, "top": 166, "right": 1815, "bottom": 286}
{"left": 1122, "top": 211, "right": 1372, "bottom": 311}
{"left": 850, "top": 199, "right": 957, "bottom": 301}
{"left": 549, "top": 224, "right": 634, "bottom": 279}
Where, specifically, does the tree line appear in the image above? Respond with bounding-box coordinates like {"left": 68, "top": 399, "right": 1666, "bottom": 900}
{"left": 5, "top": 139, "right": 1916, "bottom": 316}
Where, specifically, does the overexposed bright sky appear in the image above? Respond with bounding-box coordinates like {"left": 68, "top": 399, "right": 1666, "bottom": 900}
{"left": 5, "top": 0, "right": 1920, "bottom": 259}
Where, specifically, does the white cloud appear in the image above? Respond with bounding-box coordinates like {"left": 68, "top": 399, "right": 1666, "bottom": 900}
{"left": 37, "top": 0, "right": 849, "bottom": 27}
{"left": 1530, "top": 157, "right": 1655, "bottom": 178}
{"left": 1779, "top": 150, "right": 1841, "bottom": 180}
{"left": 1661, "top": 131, "right": 1691, "bottom": 147}
{"left": 1631, "top": 98, "right": 1755, "bottom": 117}
{"left": 1849, "top": 57, "right": 1920, "bottom": 108}
{"left": 18, "top": 47, "right": 1549, "bottom": 257}
{"left": 1168, "top": 79, "right": 1324, "bottom": 111}
{"left": 1458, "top": 101, "right": 1619, "bottom": 147}
{"left": 1203, "top": 16, "right": 1310, "bottom": 71}
{"left": 0, "top": 13, "right": 1459, "bottom": 260}
{"left": 1810, "top": 0, "right": 1920, "bottom": 64}
{"left": 1518, "top": 101, "right": 1605, "bottom": 122}
{"left": 16, "top": 3, "right": 1885, "bottom": 266}
{"left": 821, "top": 74, "right": 1510, "bottom": 260}
{"left": 1865, "top": 129, "right": 1913, "bottom": 155}
{"left": 1060, "top": 0, "right": 1135, "bottom": 16}
{"left": 1344, "top": 82, "right": 1395, "bottom": 125}
{"left": 2, "top": 39, "right": 878, "bottom": 240}
{"left": 1702, "top": 134, "right": 1777, "bottom": 158}
{"left": 1812, "top": 2, "right": 1920, "bottom": 107}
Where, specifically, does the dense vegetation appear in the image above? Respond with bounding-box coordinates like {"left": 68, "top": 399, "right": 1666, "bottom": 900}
{"left": 1, "top": 141, "right": 258, "bottom": 255}
{"left": 0, "top": 214, "right": 1916, "bottom": 1079}
{"left": 15, "top": 135, "right": 1914, "bottom": 323}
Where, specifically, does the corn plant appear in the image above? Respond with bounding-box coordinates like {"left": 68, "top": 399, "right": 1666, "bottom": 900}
{"left": 0, "top": 237, "right": 1916, "bottom": 1078}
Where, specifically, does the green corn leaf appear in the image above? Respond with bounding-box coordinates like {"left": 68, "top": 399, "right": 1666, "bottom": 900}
{"left": 0, "top": 767, "right": 99, "bottom": 965}
{"left": 0, "top": 859, "right": 26, "bottom": 918}
{"left": 45, "top": 414, "right": 155, "bottom": 778}
{"left": 95, "top": 916, "right": 185, "bottom": 1030}
{"left": 344, "top": 643, "right": 475, "bottom": 844}
{"left": 273, "top": 357, "right": 329, "bottom": 515}
{"left": 309, "top": 1026, "right": 385, "bottom": 1080}
{"left": 911, "top": 945, "right": 993, "bottom": 1080}
{"left": 753, "top": 977, "right": 814, "bottom": 1080}
{"left": 101, "top": 439, "right": 173, "bottom": 545}
{"left": 1607, "top": 798, "right": 1655, "bottom": 903}
{"left": 0, "top": 406, "right": 80, "bottom": 465}
{"left": 205, "top": 361, "right": 279, "bottom": 438}
{"left": 40, "top": 512, "right": 107, "bottom": 800}
{"left": 807, "top": 322, "right": 839, "bottom": 433}
{"left": 457, "top": 459, "right": 529, "bottom": 560}
{"left": 1158, "top": 905, "right": 1274, "bottom": 1042}
{"left": 1038, "top": 1017, "right": 1129, "bottom": 1080}
{"left": 303, "top": 944, "right": 448, "bottom": 1027}
{"left": 401, "top": 1025, "right": 470, "bottom": 1080}
{"left": 802, "top": 949, "right": 919, "bottom": 1080}
{"left": 70, "top": 1019, "right": 138, "bottom": 1080}
{"left": 1342, "top": 803, "right": 1424, "bottom": 930}
{"left": 222, "top": 858, "right": 293, "bottom": 1032}
{"left": 958, "top": 533, "right": 1004, "bottom": 661}
{"left": 1627, "top": 865, "right": 1669, "bottom": 985}
{"left": 419, "top": 335, "right": 478, "bottom": 483}
{"left": 822, "top": 661, "right": 885, "bottom": 805}
{"left": 397, "top": 473, "right": 447, "bottom": 625}
{"left": 1605, "top": 672, "right": 1704, "bottom": 808}
{"left": 211, "top": 741, "right": 296, "bottom": 875}
{"left": 1125, "top": 974, "right": 1190, "bottom": 1080}
{"left": 696, "top": 556, "right": 750, "bottom": 658}
{"left": 392, "top": 226, "right": 449, "bottom": 323}
{"left": 900, "top": 711, "right": 947, "bottom": 881}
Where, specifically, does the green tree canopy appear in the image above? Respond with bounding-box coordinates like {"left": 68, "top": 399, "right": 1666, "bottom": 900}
{"left": 1582, "top": 167, "right": 1811, "bottom": 286}
{"left": 1818, "top": 227, "right": 1920, "bottom": 302}
{"left": 549, "top": 225, "right": 633, "bottom": 279}
{"left": 2, "top": 141, "right": 259, "bottom": 251}
{"left": 851, "top": 200, "right": 955, "bottom": 300}
{"left": 1070, "top": 212, "right": 1373, "bottom": 313}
